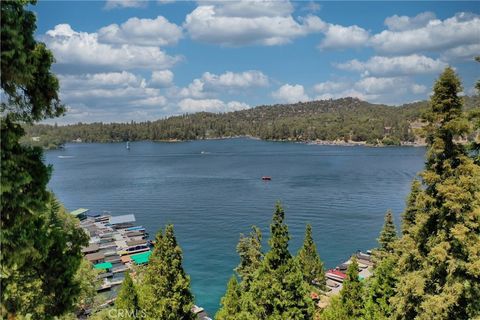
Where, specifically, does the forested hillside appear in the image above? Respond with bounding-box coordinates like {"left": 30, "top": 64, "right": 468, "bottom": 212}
{"left": 24, "top": 96, "right": 479, "bottom": 148}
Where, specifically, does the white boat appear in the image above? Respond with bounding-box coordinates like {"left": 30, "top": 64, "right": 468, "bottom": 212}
{"left": 126, "top": 141, "right": 130, "bottom": 150}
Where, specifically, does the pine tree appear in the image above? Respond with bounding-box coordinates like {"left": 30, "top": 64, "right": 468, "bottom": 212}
{"left": 216, "top": 276, "right": 242, "bottom": 320}
{"left": 377, "top": 210, "right": 397, "bottom": 253}
{"left": 235, "top": 226, "right": 263, "bottom": 287}
{"left": 264, "top": 201, "right": 291, "bottom": 269}
{"left": 115, "top": 272, "right": 139, "bottom": 320}
{"left": 339, "top": 257, "right": 364, "bottom": 319}
{"left": 392, "top": 67, "right": 480, "bottom": 319}
{"left": 296, "top": 224, "right": 326, "bottom": 289}
{"left": 402, "top": 179, "right": 422, "bottom": 234}
{"left": 363, "top": 255, "right": 397, "bottom": 320}
{"left": 243, "top": 202, "right": 314, "bottom": 319}
{"left": 140, "top": 224, "right": 194, "bottom": 320}
{"left": 1, "top": 1, "right": 87, "bottom": 318}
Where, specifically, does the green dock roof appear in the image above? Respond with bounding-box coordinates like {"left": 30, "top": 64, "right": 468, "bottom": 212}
{"left": 131, "top": 251, "right": 152, "bottom": 265}
{"left": 94, "top": 262, "right": 112, "bottom": 270}
{"left": 70, "top": 208, "right": 89, "bottom": 217}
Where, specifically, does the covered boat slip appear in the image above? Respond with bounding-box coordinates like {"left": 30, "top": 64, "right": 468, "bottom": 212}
{"left": 73, "top": 208, "right": 211, "bottom": 319}
{"left": 75, "top": 210, "right": 149, "bottom": 295}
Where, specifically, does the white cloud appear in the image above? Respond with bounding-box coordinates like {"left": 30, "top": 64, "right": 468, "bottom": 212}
{"left": 179, "top": 79, "right": 207, "bottom": 99}
{"left": 197, "top": 0, "right": 294, "bottom": 18}
{"left": 178, "top": 98, "right": 249, "bottom": 113}
{"left": 44, "top": 24, "right": 180, "bottom": 71}
{"left": 319, "top": 24, "right": 369, "bottom": 50}
{"left": 441, "top": 43, "right": 480, "bottom": 61}
{"left": 335, "top": 54, "right": 447, "bottom": 76}
{"left": 104, "top": 0, "right": 147, "bottom": 10}
{"left": 202, "top": 70, "right": 269, "bottom": 88}
{"left": 371, "top": 12, "right": 480, "bottom": 55}
{"left": 314, "top": 81, "right": 350, "bottom": 94}
{"left": 384, "top": 12, "right": 436, "bottom": 31}
{"left": 184, "top": 1, "right": 326, "bottom": 46}
{"left": 98, "top": 16, "right": 182, "bottom": 46}
{"left": 411, "top": 84, "right": 427, "bottom": 94}
{"left": 59, "top": 71, "right": 145, "bottom": 89}
{"left": 272, "top": 84, "right": 309, "bottom": 103}
{"left": 150, "top": 70, "right": 174, "bottom": 87}
{"left": 177, "top": 70, "right": 269, "bottom": 99}
{"left": 355, "top": 77, "right": 406, "bottom": 94}
{"left": 58, "top": 72, "right": 167, "bottom": 111}
{"left": 313, "top": 77, "right": 428, "bottom": 105}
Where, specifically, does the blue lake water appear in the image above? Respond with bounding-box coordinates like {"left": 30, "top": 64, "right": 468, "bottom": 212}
{"left": 44, "top": 138, "right": 426, "bottom": 315}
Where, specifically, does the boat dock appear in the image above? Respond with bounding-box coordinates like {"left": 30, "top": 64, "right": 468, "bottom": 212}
{"left": 73, "top": 208, "right": 210, "bottom": 319}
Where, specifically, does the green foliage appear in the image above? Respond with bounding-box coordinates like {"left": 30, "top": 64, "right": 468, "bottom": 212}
{"left": 140, "top": 224, "right": 194, "bottom": 320}
{"left": 363, "top": 255, "right": 397, "bottom": 320}
{"left": 73, "top": 258, "right": 101, "bottom": 314}
{"left": 1, "top": 192, "right": 89, "bottom": 318}
{"left": 235, "top": 226, "right": 263, "bottom": 288}
{"left": 264, "top": 201, "right": 291, "bottom": 270}
{"left": 377, "top": 210, "right": 397, "bottom": 253}
{"left": 317, "top": 295, "right": 348, "bottom": 320}
{"left": 340, "top": 258, "right": 364, "bottom": 319}
{"left": 402, "top": 179, "right": 422, "bottom": 234}
{"left": 392, "top": 67, "right": 480, "bottom": 319}
{"left": 296, "top": 224, "right": 326, "bottom": 289}
{"left": 1, "top": 0, "right": 64, "bottom": 123}
{"left": 115, "top": 272, "right": 140, "bottom": 320}
{"left": 216, "top": 276, "right": 242, "bottom": 320}
{"left": 218, "top": 203, "right": 315, "bottom": 319}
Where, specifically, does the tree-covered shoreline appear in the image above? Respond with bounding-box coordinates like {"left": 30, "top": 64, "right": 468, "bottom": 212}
{"left": 23, "top": 96, "right": 479, "bottom": 149}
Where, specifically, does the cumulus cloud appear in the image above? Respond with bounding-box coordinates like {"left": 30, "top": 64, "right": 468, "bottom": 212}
{"left": 98, "top": 16, "right": 182, "bottom": 46}
{"left": 384, "top": 12, "right": 436, "bottom": 31}
{"left": 184, "top": 1, "right": 326, "bottom": 46}
{"left": 313, "top": 77, "right": 428, "bottom": 104}
{"left": 44, "top": 24, "right": 181, "bottom": 71}
{"left": 58, "top": 72, "right": 166, "bottom": 109}
{"left": 318, "top": 24, "right": 369, "bottom": 50}
{"left": 178, "top": 70, "right": 269, "bottom": 98}
{"left": 314, "top": 81, "right": 350, "bottom": 94}
{"left": 202, "top": 70, "right": 269, "bottom": 88}
{"left": 441, "top": 43, "right": 480, "bottom": 61}
{"left": 150, "top": 70, "right": 174, "bottom": 87}
{"left": 104, "top": 0, "right": 147, "bottom": 10}
{"left": 178, "top": 98, "right": 250, "bottom": 113}
{"left": 370, "top": 12, "right": 480, "bottom": 55}
{"left": 272, "top": 84, "right": 309, "bottom": 103}
{"left": 335, "top": 54, "right": 447, "bottom": 76}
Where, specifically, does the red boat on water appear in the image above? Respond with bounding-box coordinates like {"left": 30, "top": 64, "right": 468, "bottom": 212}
{"left": 262, "top": 176, "right": 272, "bottom": 181}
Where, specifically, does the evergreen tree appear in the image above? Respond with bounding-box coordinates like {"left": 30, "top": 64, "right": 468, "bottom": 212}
{"left": 115, "top": 272, "right": 139, "bottom": 320}
{"left": 339, "top": 257, "right": 364, "bottom": 319}
{"left": 216, "top": 276, "right": 242, "bottom": 320}
{"left": 377, "top": 210, "right": 397, "bottom": 253}
{"left": 392, "top": 67, "right": 480, "bottom": 319}
{"left": 363, "top": 255, "right": 397, "bottom": 320}
{"left": 235, "top": 226, "right": 263, "bottom": 287}
{"left": 296, "top": 224, "right": 326, "bottom": 289}
{"left": 140, "top": 224, "right": 194, "bottom": 320}
{"left": 402, "top": 179, "right": 422, "bottom": 234}
{"left": 264, "top": 201, "right": 291, "bottom": 269}
{"left": 1, "top": 1, "right": 87, "bottom": 318}
{"left": 243, "top": 202, "right": 314, "bottom": 319}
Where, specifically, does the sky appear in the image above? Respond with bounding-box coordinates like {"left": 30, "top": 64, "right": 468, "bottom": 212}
{"left": 31, "top": 0, "right": 480, "bottom": 124}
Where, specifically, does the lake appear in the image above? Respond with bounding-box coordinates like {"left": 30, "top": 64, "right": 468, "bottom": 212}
{"left": 44, "top": 138, "right": 426, "bottom": 315}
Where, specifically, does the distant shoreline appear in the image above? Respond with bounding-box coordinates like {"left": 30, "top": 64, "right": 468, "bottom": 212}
{"left": 49, "top": 135, "right": 428, "bottom": 149}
